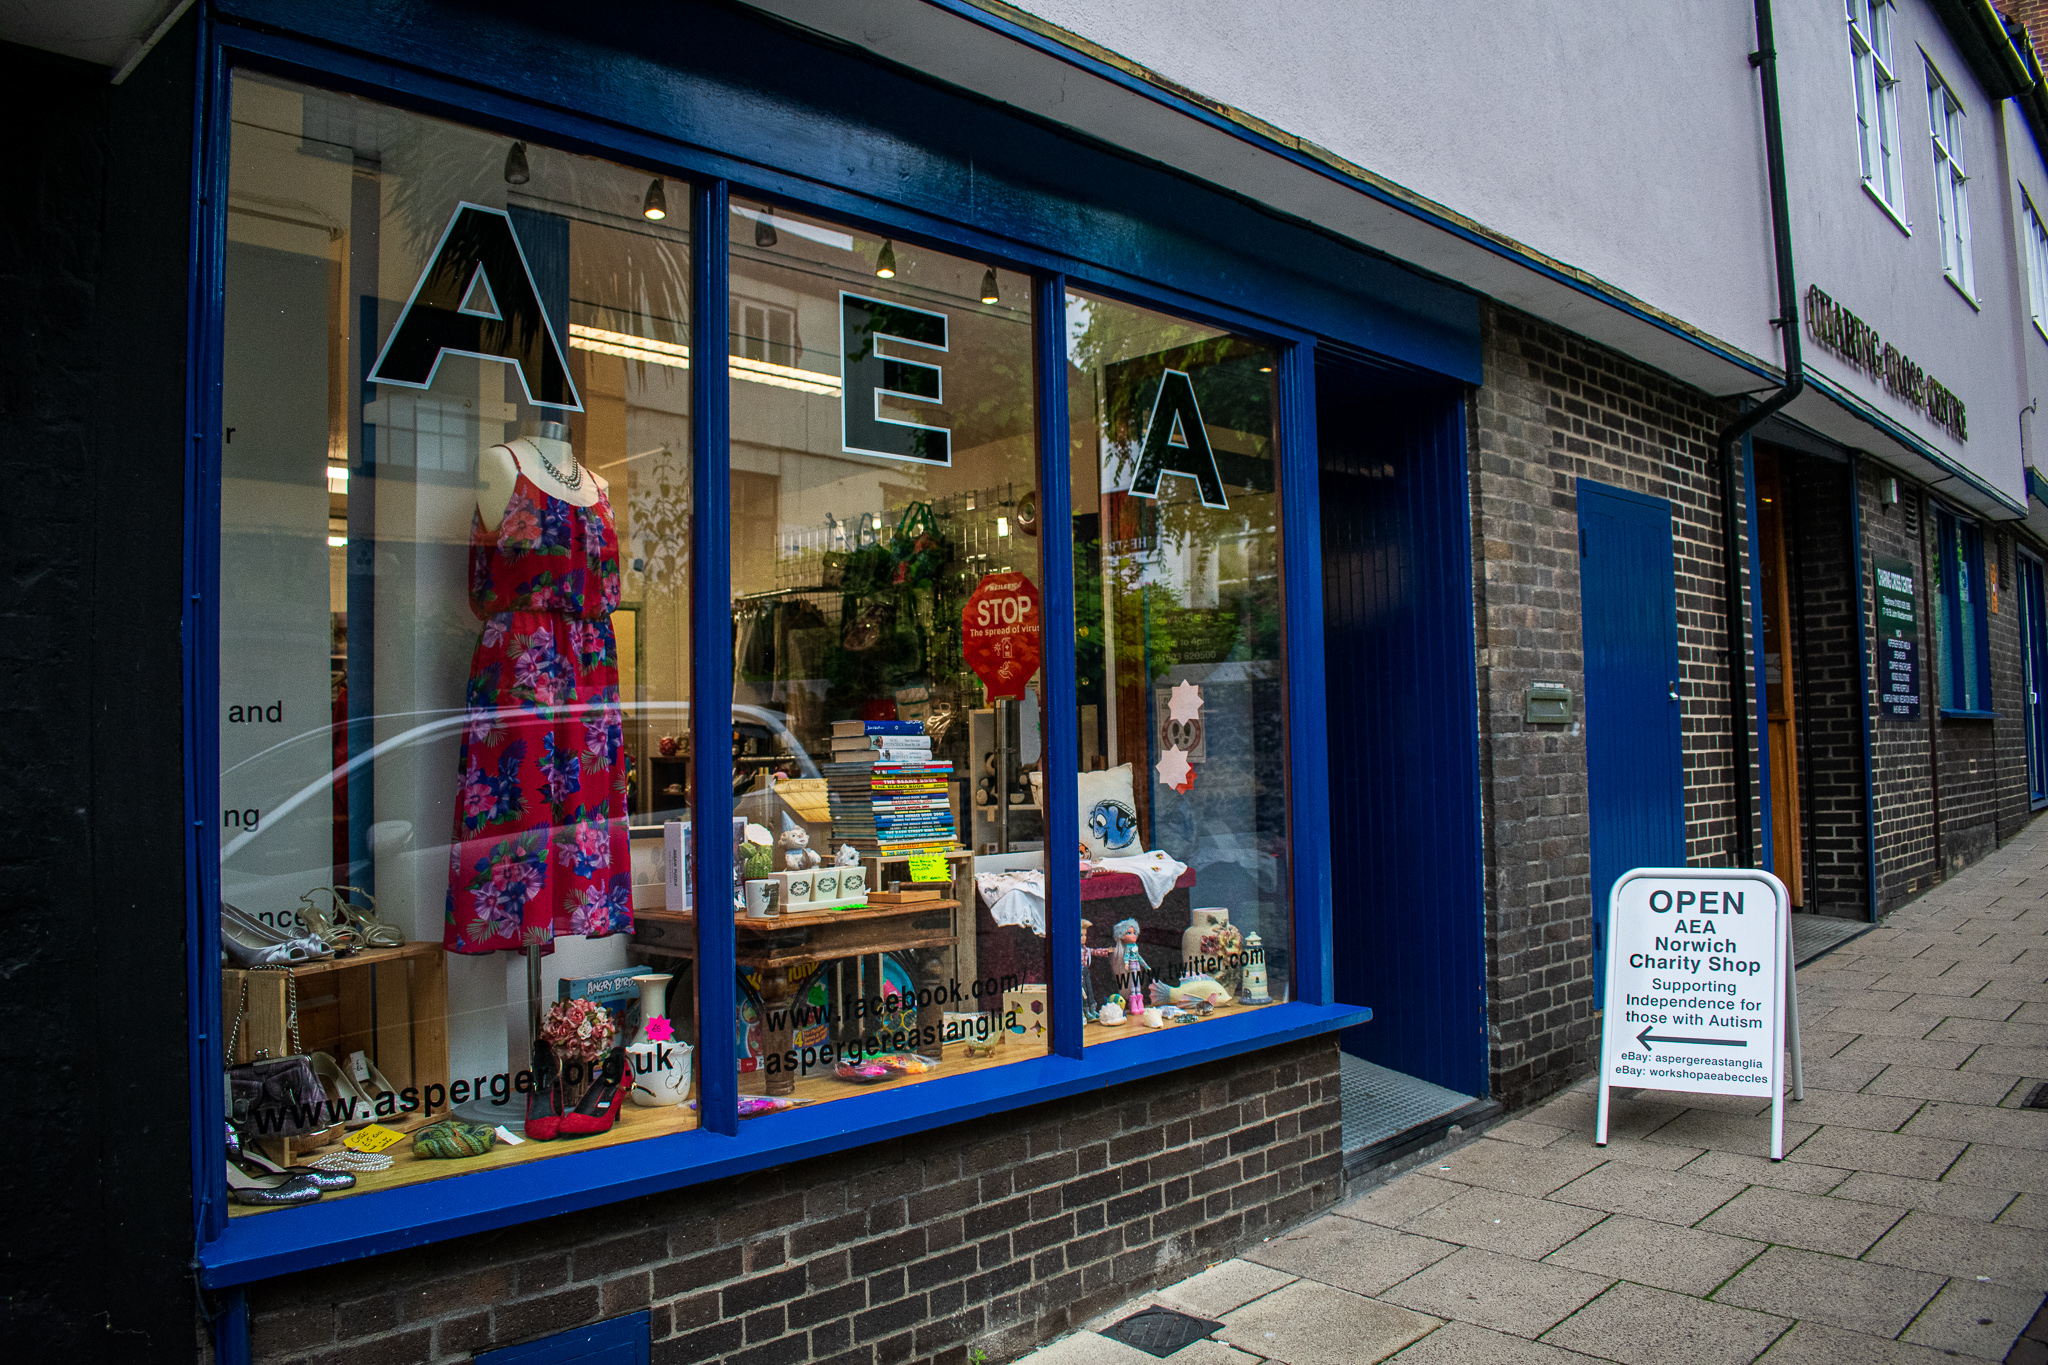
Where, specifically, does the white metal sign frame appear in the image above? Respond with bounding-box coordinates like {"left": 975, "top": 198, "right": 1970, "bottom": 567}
{"left": 1595, "top": 867, "right": 1804, "bottom": 1160}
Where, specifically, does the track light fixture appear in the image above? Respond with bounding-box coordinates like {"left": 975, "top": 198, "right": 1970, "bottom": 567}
{"left": 503, "top": 141, "right": 530, "bottom": 186}
{"left": 642, "top": 178, "right": 667, "bottom": 221}
{"left": 980, "top": 268, "right": 1000, "bottom": 305}
{"left": 875, "top": 240, "right": 896, "bottom": 279}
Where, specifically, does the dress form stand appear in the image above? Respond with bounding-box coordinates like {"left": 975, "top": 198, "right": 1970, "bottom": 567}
{"left": 451, "top": 418, "right": 587, "bottom": 1134}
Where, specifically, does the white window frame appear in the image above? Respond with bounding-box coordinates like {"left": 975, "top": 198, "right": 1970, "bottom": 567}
{"left": 1929, "top": 64, "right": 1975, "bottom": 300}
{"left": 1850, "top": 0, "right": 1907, "bottom": 225}
{"left": 2025, "top": 191, "right": 2048, "bottom": 341}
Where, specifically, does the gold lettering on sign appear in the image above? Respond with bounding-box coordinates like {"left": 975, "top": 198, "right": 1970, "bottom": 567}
{"left": 1804, "top": 286, "right": 1966, "bottom": 442}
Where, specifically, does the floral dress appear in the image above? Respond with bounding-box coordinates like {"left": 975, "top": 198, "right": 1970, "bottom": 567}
{"left": 444, "top": 453, "right": 633, "bottom": 954}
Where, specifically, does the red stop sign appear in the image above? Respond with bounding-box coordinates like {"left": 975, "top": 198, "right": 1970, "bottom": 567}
{"left": 962, "top": 572, "right": 1042, "bottom": 701}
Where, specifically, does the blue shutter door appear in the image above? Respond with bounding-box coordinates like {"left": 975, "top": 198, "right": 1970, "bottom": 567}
{"left": 1577, "top": 479, "right": 1686, "bottom": 1002}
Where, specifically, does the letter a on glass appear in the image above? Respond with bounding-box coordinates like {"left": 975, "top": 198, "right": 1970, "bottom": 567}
{"left": 1130, "top": 369, "right": 1228, "bottom": 508}
{"left": 369, "top": 202, "right": 581, "bottom": 410}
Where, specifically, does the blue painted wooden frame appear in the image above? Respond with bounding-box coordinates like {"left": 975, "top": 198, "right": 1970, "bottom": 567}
{"left": 207, "top": 0, "right": 1478, "bottom": 380}
{"left": 185, "top": 7, "right": 1387, "bottom": 1296}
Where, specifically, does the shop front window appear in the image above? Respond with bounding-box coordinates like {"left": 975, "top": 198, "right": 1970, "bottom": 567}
{"left": 219, "top": 74, "right": 698, "bottom": 1211}
{"left": 1064, "top": 291, "right": 1290, "bottom": 1037}
{"left": 702, "top": 202, "right": 1051, "bottom": 1097}
{"left": 214, "top": 69, "right": 1310, "bottom": 1227}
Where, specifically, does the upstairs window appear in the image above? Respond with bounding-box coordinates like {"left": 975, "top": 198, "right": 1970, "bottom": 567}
{"left": 1929, "top": 67, "right": 1974, "bottom": 296}
{"left": 2025, "top": 193, "right": 2048, "bottom": 337}
{"left": 1850, "top": 1, "right": 1906, "bottom": 220}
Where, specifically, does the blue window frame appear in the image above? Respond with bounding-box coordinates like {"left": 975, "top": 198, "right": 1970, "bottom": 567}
{"left": 181, "top": 0, "right": 1492, "bottom": 1301}
{"left": 1933, "top": 506, "right": 1992, "bottom": 717}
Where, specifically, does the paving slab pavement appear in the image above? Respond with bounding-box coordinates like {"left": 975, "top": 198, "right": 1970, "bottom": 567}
{"left": 1010, "top": 820, "right": 2048, "bottom": 1365}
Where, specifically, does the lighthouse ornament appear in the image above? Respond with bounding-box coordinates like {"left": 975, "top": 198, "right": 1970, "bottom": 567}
{"left": 1240, "top": 932, "right": 1272, "bottom": 1005}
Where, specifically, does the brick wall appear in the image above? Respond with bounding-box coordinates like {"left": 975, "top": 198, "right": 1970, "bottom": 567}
{"left": 1782, "top": 452, "right": 1869, "bottom": 918}
{"left": 1859, "top": 475, "right": 2040, "bottom": 912}
{"left": 1469, "top": 303, "right": 1746, "bottom": 1111}
{"left": 243, "top": 1038, "right": 1341, "bottom": 1365}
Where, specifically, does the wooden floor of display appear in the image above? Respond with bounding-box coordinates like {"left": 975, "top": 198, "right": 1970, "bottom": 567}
{"left": 230, "top": 1002, "right": 1269, "bottom": 1215}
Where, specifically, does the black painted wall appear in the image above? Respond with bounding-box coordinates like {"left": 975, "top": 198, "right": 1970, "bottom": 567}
{"left": 0, "top": 26, "right": 197, "bottom": 1362}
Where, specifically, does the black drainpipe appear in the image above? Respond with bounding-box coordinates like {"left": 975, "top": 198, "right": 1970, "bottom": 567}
{"left": 1718, "top": 0, "right": 1807, "bottom": 869}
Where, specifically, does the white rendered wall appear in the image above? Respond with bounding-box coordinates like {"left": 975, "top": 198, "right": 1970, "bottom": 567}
{"left": 1010, "top": 0, "right": 1781, "bottom": 372}
{"left": 1014, "top": 0, "right": 2031, "bottom": 507}
{"left": 1773, "top": 0, "right": 2026, "bottom": 506}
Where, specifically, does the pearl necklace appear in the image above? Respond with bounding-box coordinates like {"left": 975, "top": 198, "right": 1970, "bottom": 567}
{"left": 532, "top": 440, "right": 583, "bottom": 492}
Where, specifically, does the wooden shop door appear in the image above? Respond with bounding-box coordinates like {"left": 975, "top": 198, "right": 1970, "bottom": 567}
{"left": 1755, "top": 449, "right": 1804, "bottom": 906}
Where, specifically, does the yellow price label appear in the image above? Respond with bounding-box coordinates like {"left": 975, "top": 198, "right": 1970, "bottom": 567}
{"left": 907, "top": 853, "right": 950, "bottom": 882}
{"left": 344, "top": 1123, "right": 405, "bottom": 1153}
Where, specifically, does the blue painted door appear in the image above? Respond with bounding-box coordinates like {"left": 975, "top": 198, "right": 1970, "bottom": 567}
{"left": 1318, "top": 349, "right": 1487, "bottom": 1097}
{"left": 2021, "top": 553, "right": 2048, "bottom": 802}
{"left": 1577, "top": 480, "right": 1685, "bottom": 999}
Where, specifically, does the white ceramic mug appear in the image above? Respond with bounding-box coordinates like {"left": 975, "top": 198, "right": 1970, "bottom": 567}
{"left": 744, "top": 879, "right": 780, "bottom": 918}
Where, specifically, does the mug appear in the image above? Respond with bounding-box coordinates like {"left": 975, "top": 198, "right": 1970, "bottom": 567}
{"left": 743, "top": 879, "right": 780, "bottom": 918}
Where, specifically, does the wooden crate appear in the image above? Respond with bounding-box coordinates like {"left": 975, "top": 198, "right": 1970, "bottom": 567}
{"left": 222, "top": 941, "right": 448, "bottom": 1160}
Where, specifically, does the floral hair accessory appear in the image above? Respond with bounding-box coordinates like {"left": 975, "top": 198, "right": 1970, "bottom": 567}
{"left": 645, "top": 1016, "right": 674, "bottom": 1043}
{"left": 540, "top": 997, "right": 618, "bottom": 1062}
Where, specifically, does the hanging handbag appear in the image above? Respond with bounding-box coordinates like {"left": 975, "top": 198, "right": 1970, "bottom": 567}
{"left": 225, "top": 968, "right": 328, "bottom": 1138}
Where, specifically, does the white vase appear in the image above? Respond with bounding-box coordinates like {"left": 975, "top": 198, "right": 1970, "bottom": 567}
{"left": 625, "top": 973, "right": 692, "bottom": 1107}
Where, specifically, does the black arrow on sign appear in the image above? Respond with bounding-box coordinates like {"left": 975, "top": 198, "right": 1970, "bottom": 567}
{"left": 1637, "top": 1026, "right": 1749, "bottom": 1051}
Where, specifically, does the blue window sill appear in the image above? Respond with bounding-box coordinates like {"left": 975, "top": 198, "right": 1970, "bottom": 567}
{"left": 197, "top": 999, "right": 1370, "bottom": 1287}
{"left": 1940, "top": 708, "right": 1999, "bottom": 720}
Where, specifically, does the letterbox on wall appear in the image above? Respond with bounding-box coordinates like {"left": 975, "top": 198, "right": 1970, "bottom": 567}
{"left": 1525, "top": 681, "right": 1573, "bottom": 725}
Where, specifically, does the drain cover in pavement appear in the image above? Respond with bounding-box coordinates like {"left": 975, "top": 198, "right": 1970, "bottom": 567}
{"left": 1104, "top": 1307, "right": 1224, "bottom": 1358}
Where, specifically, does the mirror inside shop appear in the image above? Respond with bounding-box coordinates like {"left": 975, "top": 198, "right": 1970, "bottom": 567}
{"left": 215, "top": 73, "right": 1289, "bottom": 1215}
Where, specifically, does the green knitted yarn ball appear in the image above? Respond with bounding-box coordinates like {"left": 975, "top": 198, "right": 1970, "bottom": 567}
{"left": 411, "top": 1119, "right": 497, "bottom": 1159}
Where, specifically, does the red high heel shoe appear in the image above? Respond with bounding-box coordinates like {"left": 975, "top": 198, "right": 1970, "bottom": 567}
{"left": 557, "top": 1046, "right": 632, "bottom": 1138}
{"left": 525, "top": 1039, "right": 566, "bottom": 1141}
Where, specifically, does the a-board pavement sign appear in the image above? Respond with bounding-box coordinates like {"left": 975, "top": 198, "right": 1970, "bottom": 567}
{"left": 1595, "top": 867, "right": 1804, "bottom": 1159}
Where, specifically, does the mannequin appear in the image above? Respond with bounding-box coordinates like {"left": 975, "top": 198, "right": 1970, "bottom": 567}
{"left": 477, "top": 419, "right": 606, "bottom": 530}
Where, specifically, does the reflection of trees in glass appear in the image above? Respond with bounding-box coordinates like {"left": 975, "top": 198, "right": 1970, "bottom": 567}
{"left": 629, "top": 447, "right": 692, "bottom": 595}
{"left": 1076, "top": 300, "right": 1279, "bottom": 683}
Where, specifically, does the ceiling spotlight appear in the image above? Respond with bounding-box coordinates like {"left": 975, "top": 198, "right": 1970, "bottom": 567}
{"left": 980, "top": 268, "right": 1000, "bottom": 305}
{"left": 755, "top": 214, "right": 778, "bottom": 248}
{"left": 642, "top": 178, "right": 668, "bottom": 221}
{"left": 875, "top": 240, "right": 896, "bottom": 279}
{"left": 1258, "top": 364, "right": 1274, "bottom": 373}
{"left": 503, "top": 141, "right": 530, "bottom": 186}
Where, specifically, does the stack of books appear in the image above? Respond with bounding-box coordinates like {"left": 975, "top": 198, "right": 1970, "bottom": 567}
{"left": 825, "top": 722, "right": 955, "bottom": 855}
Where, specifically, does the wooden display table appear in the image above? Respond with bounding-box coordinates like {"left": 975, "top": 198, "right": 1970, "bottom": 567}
{"left": 632, "top": 901, "right": 959, "bottom": 1096}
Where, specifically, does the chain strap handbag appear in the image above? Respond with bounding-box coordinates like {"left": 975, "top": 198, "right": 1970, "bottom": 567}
{"left": 225, "top": 967, "right": 328, "bottom": 1138}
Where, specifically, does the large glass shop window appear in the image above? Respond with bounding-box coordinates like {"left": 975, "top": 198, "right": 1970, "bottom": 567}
{"left": 700, "top": 202, "right": 1051, "bottom": 1103}
{"left": 217, "top": 74, "right": 698, "bottom": 1213}
{"left": 1066, "top": 291, "right": 1289, "bottom": 1039}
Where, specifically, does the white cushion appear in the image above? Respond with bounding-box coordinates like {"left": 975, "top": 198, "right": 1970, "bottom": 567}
{"left": 1077, "top": 764, "right": 1141, "bottom": 860}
